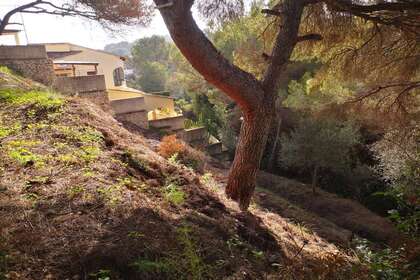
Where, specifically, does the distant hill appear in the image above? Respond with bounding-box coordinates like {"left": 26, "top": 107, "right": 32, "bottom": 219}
{"left": 104, "top": 41, "right": 133, "bottom": 57}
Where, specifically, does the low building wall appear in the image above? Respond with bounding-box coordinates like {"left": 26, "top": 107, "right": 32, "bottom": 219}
{"left": 53, "top": 75, "right": 109, "bottom": 109}
{"left": 181, "top": 127, "right": 208, "bottom": 143}
{"left": 54, "top": 75, "right": 106, "bottom": 94}
{"left": 0, "top": 45, "right": 55, "bottom": 85}
{"left": 110, "top": 96, "right": 146, "bottom": 114}
{"left": 143, "top": 94, "right": 175, "bottom": 113}
{"left": 116, "top": 111, "right": 149, "bottom": 129}
{"left": 149, "top": 115, "right": 185, "bottom": 131}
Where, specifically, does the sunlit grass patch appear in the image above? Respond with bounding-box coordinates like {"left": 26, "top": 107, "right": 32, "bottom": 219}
{"left": 0, "top": 122, "right": 21, "bottom": 139}
{"left": 3, "top": 139, "right": 44, "bottom": 167}
{"left": 0, "top": 89, "right": 64, "bottom": 110}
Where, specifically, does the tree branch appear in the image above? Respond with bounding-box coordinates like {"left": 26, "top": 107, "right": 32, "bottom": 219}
{"left": 297, "top": 33, "right": 323, "bottom": 42}
{"left": 0, "top": 0, "right": 41, "bottom": 34}
{"left": 262, "top": 0, "right": 306, "bottom": 95}
{"left": 154, "top": 0, "right": 263, "bottom": 113}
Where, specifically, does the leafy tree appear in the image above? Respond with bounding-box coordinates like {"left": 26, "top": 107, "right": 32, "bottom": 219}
{"left": 131, "top": 35, "right": 171, "bottom": 92}
{"left": 136, "top": 61, "right": 167, "bottom": 92}
{"left": 150, "top": 0, "right": 419, "bottom": 210}
{"left": 371, "top": 124, "right": 420, "bottom": 238}
{"left": 280, "top": 118, "right": 360, "bottom": 194}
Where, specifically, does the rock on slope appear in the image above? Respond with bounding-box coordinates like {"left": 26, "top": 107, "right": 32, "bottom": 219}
{"left": 0, "top": 69, "right": 369, "bottom": 279}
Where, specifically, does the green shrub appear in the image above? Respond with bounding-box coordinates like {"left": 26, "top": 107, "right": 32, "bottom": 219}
{"left": 79, "top": 145, "right": 101, "bottom": 162}
{"left": 8, "top": 147, "right": 43, "bottom": 167}
{"left": 279, "top": 117, "right": 360, "bottom": 193}
{"left": 164, "top": 183, "right": 185, "bottom": 205}
{"left": 354, "top": 237, "right": 419, "bottom": 280}
{"left": 177, "top": 226, "right": 208, "bottom": 279}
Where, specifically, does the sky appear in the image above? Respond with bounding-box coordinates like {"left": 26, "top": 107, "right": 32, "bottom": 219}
{"left": 0, "top": 0, "right": 205, "bottom": 49}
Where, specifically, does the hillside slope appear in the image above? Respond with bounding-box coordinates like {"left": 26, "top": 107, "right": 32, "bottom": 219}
{"left": 0, "top": 69, "right": 372, "bottom": 280}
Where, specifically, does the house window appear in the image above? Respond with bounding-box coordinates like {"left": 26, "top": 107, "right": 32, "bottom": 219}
{"left": 113, "top": 67, "right": 125, "bottom": 86}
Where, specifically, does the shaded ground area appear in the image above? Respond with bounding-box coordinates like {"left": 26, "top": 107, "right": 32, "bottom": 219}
{"left": 255, "top": 171, "right": 400, "bottom": 244}
{"left": 0, "top": 70, "right": 370, "bottom": 279}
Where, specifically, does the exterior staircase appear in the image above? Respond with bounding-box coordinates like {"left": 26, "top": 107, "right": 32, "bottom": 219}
{"left": 108, "top": 90, "right": 227, "bottom": 157}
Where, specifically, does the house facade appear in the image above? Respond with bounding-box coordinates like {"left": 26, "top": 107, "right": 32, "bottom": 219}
{"left": 40, "top": 42, "right": 182, "bottom": 128}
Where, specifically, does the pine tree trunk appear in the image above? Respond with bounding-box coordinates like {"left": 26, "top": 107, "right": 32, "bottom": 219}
{"left": 266, "top": 114, "right": 282, "bottom": 172}
{"left": 226, "top": 104, "right": 275, "bottom": 211}
{"left": 312, "top": 165, "right": 318, "bottom": 195}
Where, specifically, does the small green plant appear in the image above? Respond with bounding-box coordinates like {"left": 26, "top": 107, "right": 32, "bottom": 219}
{"left": 168, "top": 152, "right": 180, "bottom": 165}
{"left": 0, "top": 66, "right": 12, "bottom": 75}
{"left": 131, "top": 259, "right": 174, "bottom": 275}
{"left": 353, "top": 237, "right": 418, "bottom": 280}
{"left": 8, "top": 147, "right": 44, "bottom": 167}
{"left": 97, "top": 179, "right": 126, "bottom": 206}
{"left": 57, "top": 126, "right": 104, "bottom": 144}
{"left": 82, "top": 169, "right": 96, "bottom": 178}
{"left": 0, "top": 122, "right": 21, "bottom": 139}
{"left": 58, "top": 153, "right": 79, "bottom": 166}
{"left": 79, "top": 145, "right": 101, "bottom": 162}
{"left": 127, "top": 231, "right": 145, "bottom": 239}
{"left": 226, "top": 235, "right": 245, "bottom": 255}
{"left": 200, "top": 173, "right": 218, "bottom": 189}
{"left": 177, "top": 226, "right": 208, "bottom": 279}
{"left": 89, "top": 269, "right": 112, "bottom": 280}
{"left": 0, "top": 89, "right": 64, "bottom": 111}
{"left": 0, "top": 250, "right": 8, "bottom": 280}
{"left": 164, "top": 183, "right": 185, "bottom": 205}
{"left": 68, "top": 185, "right": 85, "bottom": 198}
{"left": 251, "top": 249, "right": 264, "bottom": 260}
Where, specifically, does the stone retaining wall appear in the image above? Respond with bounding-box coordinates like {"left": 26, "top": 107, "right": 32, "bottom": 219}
{"left": 0, "top": 45, "right": 55, "bottom": 85}
{"left": 116, "top": 111, "right": 149, "bottom": 129}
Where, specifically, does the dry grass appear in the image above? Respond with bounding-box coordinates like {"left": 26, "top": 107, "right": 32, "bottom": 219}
{"left": 0, "top": 71, "right": 370, "bottom": 279}
{"left": 256, "top": 171, "right": 401, "bottom": 244}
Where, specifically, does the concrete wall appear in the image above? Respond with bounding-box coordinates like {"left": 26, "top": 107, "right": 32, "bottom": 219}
{"left": 0, "top": 45, "right": 55, "bottom": 85}
{"left": 182, "top": 127, "right": 208, "bottom": 143}
{"left": 108, "top": 88, "right": 143, "bottom": 100}
{"left": 143, "top": 93, "right": 175, "bottom": 113}
{"left": 149, "top": 115, "right": 185, "bottom": 131}
{"left": 78, "top": 90, "right": 110, "bottom": 109}
{"left": 44, "top": 43, "right": 126, "bottom": 89}
{"left": 110, "top": 96, "right": 146, "bottom": 114}
{"left": 116, "top": 111, "right": 149, "bottom": 129}
{"left": 53, "top": 75, "right": 109, "bottom": 108}
{"left": 54, "top": 75, "right": 106, "bottom": 94}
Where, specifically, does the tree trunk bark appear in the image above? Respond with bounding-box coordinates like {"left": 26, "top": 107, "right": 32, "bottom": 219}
{"left": 266, "top": 113, "right": 282, "bottom": 172}
{"left": 226, "top": 102, "right": 275, "bottom": 211}
{"left": 312, "top": 165, "right": 318, "bottom": 195}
